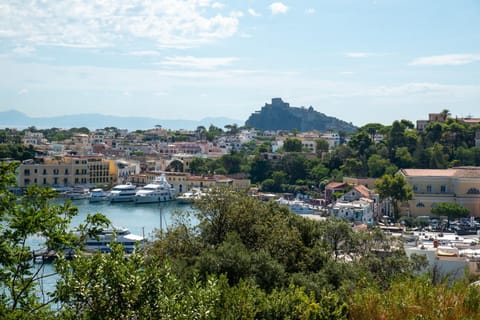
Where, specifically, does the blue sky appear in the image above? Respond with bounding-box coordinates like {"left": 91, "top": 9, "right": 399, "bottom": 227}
{"left": 1, "top": 0, "right": 479, "bottom": 127}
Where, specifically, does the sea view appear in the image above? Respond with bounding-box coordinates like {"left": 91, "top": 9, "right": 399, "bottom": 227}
{"left": 60, "top": 199, "right": 196, "bottom": 241}
{"left": 2, "top": 1, "right": 480, "bottom": 318}
{"left": 30, "top": 199, "right": 197, "bottom": 304}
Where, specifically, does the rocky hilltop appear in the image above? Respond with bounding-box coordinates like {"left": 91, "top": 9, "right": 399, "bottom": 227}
{"left": 245, "top": 98, "right": 357, "bottom": 132}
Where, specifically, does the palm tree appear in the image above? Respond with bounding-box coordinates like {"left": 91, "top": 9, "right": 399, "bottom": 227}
{"left": 440, "top": 109, "right": 451, "bottom": 122}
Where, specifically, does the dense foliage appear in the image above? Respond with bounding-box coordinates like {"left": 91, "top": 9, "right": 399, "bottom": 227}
{"left": 1, "top": 159, "right": 479, "bottom": 319}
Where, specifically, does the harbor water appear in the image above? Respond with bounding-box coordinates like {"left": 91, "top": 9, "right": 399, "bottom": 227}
{"left": 60, "top": 198, "right": 198, "bottom": 241}
{"left": 31, "top": 199, "right": 197, "bottom": 306}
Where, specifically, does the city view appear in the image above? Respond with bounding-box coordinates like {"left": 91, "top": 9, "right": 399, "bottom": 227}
{"left": 1, "top": 1, "right": 480, "bottom": 319}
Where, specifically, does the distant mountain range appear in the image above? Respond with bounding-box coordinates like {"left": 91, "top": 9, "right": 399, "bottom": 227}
{"left": 0, "top": 110, "right": 242, "bottom": 131}
{"left": 246, "top": 98, "right": 357, "bottom": 132}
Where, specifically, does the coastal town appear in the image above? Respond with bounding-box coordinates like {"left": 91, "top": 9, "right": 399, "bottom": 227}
{"left": 2, "top": 1, "right": 480, "bottom": 318}
{"left": 6, "top": 107, "right": 480, "bottom": 220}
{"left": 4, "top": 106, "right": 480, "bottom": 284}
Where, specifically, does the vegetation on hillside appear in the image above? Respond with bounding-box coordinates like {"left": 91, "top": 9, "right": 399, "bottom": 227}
{"left": 1, "top": 161, "right": 480, "bottom": 319}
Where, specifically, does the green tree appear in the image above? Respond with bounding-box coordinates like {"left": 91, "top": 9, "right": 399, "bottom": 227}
{"left": 341, "top": 158, "right": 364, "bottom": 177}
{"left": 315, "top": 139, "right": 330, "bottom": 155}
{"left": 0, "top": 162, "right": 107, "bottom": 318}
{"left": 367, "top": 154, "right": 397, "bottom": 178}
{"left": 224, "top": 123, "right": 239, "bottom": 135}
{"left": 431, "top": 202, "right": 470, "bottom": 227}
{"left": 375, "top": 173, "right": 413, "bottom": 220}
{"left": 249, "top": 154, "right": 272, "bottom": 183}
{"left": 220, "top": 152, "right": 243, "bottom": 174}
{"left": 279, "top": 153, "right": 307, "bottom": 184}
{"left": 188, "top": 157, "right": 207, "bottom": 174}
{"left": 283, "top": 138, "right": 303, "bottom": 152}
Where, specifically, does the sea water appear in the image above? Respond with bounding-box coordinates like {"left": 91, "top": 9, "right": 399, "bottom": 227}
{"left": 31, "top": 199, "right": 197, "bottom": 306}
{"left": 65, "top": 199, "right": 197, "bottom": 240}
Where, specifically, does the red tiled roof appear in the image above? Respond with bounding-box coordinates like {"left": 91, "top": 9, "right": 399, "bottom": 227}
{"left": 354, "top": 185, "right": 371, "bottom": 198}
{"left": 326, "top": 182, "right": 347, "bottom": 189}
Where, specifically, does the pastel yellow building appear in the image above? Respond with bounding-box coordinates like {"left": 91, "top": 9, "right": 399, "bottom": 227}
{"left": 17, "top": 156, "right": 115, "bottom": 188}
{"left": 400, "top": 167, "right": 480, "bottom": 217}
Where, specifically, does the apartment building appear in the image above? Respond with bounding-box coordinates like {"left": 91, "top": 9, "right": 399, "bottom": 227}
{"left": 400, "top": 167, "right": 480, "bottom": 217}
{"left": 17, "top": 155, "right": 115, "bottom": 188}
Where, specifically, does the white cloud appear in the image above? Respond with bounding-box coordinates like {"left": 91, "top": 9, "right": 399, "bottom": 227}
{"left": 17, "top": 88, "right": 28, "bottom": 95}
{"left": 269, "top": 2, "right": 288, "bottom": 15}
{"left": 211, "top": 2, "right": 224, "bottom": 9}
{"left": 339, "top": 71, "right": 355, "bottom": 75}
{"left": 305, "top": 8, "right": 316, "bottom": 15}
{"left": 248, "top": 8, "right": 261, "bottom": 17}
{"left": 129, "top": 50, "right": 161, "bottom": 56}
{"left": 0, "top": 1, "right": 240, "bottom": 49}
{"left": 159, "top": 56, "right": 239, "bottom": 69}
{"left": 409, "top": 54, "right": 480, "bottom": 66}
{"left": 12, "top": 46, "right": 35, "bottom": 56}
{"left": 344, "top": 52, "right": 371, "bottom": 58}
{"left": 368, "top": 82, "right": 480, "bottom": 97}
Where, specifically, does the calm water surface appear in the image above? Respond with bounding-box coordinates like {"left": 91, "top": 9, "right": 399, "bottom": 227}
{"left": 60, "top": 199, "right": 198, "bottom": 240}
{"left": 32, "top": 199, "right": 196, "bottom": 304}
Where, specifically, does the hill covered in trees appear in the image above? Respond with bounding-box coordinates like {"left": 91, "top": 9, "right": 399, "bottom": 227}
{"left": 245, "top": 98, "right": 357, "bottom": 132}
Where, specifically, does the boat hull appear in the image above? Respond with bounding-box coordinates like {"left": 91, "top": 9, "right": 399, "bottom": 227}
{"left": 134, "top": 195, "right": 174, "bottom": 204}
{"left": 110, "top": 196, "right": 135, "bottom": 203}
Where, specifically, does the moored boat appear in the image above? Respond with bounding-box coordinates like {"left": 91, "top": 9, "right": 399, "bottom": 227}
{"left": 64, "top": 187, "right": 91, "bottom": 200}
{"left": 79, "top": 226, "right": 145, "bottom": 253}
{"left": 134, "top": 175, "right": 176, "bottom": 204}
{"left": 176, "top": 188, "right": 205, "bottom": 204}
{"left": 89, "top": 188, "right": 109, "bottom": 202}
{"left": 109, "top": 183, "right": 137, "bottom": 203}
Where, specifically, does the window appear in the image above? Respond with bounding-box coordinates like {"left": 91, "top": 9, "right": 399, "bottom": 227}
{"left": 43, "top": 169, "right": 47, "bottom": 175}
{"left": 416, "top": 202, "right": 425, "bottom": 207}
{"left": 34, "top": 169, "right": 38, "bottom": 173}
{"left": 24, "top": 169, "right": 30, "bottom": 176}
{"left": 53, "top": 169, "right": 59, "bottom": 175}
{"left": 467, "top": 188, "right": 480, "bottom": 194}
{"left": 65, "top": 169, "right": 69, "bottom": 174}
{"left": 440, "top": 185, "right": 447, "bottom": 193}
{"left": 24, "top": 179, "right": 30, "bottom": 185}
{"left": 413, "top": 185, "right": 418, "bottom": 192}
{"left": 426, "top": 185, "right": 432, "bottom": 193}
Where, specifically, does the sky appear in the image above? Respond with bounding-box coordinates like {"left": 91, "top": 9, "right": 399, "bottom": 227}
{"left": 0, "top": 0, "right": 479, "bottom": 127}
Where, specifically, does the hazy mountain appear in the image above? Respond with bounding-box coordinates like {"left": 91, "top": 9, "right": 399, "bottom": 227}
{"left": 245, "top": 98, "right": 357, "bottom": 132}
{"left": 0, "top": 110, "right": 242, "bottom": 131}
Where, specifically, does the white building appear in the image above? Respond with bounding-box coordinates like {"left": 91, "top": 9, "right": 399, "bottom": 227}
{"left": 320, "top": 132, "right": 340, "bottom": 150}
{"left": 330, "top": 200, "right": 374, "bottom": 225}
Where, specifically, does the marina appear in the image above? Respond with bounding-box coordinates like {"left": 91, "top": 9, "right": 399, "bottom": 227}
{"left": 58, "top": 198, "right": 197, "bottom": 241}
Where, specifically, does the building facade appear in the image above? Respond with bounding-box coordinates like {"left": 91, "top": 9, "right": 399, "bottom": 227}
{"left": 17, "top": 156, "right": 115, "bottom": 188}
{"left": 400, "top": 167, "right": 480, "bottom": 217}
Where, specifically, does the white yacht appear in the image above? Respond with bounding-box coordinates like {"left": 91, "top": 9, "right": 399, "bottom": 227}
{"left": 134, "top": 175, "right": 176, "bottom": 204}
{"left": 177, "top": 188, "right": 206, "bottom": 204}
{"left": 64, "top": 187, "right": 91, "bottom": 200}
{"left": 80, "top": 226, "right": 144, "bottom": 253}
{"left": 88, "top": 188, "right": 109, "bottom": 202}
{"left": 109, "top": 183, "right": 137, "bottom": 203}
